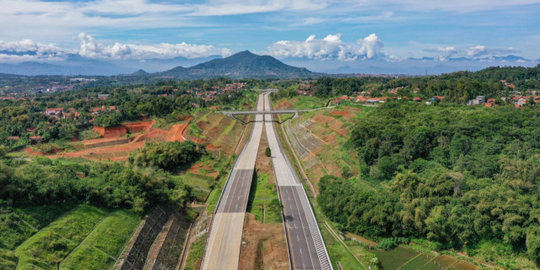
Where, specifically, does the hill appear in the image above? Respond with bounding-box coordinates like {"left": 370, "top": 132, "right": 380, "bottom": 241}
{"left": 157, "top": 50, "right": 316, "bottom": 79}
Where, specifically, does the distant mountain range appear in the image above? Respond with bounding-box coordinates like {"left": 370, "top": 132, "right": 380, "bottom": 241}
{"left": 154, "top": 50, "right": 315, "bottom": 79}
{"left": 0, "top": 50, "right": 537, "bottom": 77}
{"left": 0, "top": 51, "right": 316, "bottom": 78}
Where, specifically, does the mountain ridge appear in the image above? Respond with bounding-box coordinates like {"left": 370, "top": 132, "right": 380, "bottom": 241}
{"left": 156, "top": 50, "right": 316, "bottom": 79}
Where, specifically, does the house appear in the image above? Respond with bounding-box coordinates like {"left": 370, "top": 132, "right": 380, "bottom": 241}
{"left": 484, "top": 98, "right": 496, "bottom": 108}
{"left": 330, "top": 95, "right": 350, "bottom": 105}
{"left": 413, "top": 97, "right": 421, "bottom": 102}
{"left": 97, "top": 94, "right": 110, "bottom": 100}
{"left": 467, "top": 96, "right": 486, "bottom": 106}
{"left": 355, "top": 96, "right": 368, "bottom": 103}
{"left": 366, "top": 97, "right": 387, "bottom": 104}
{"left": 515, "top": 97, "right": 528, "bottom": 107}
{"left": 89, "top": 106, "right": 116, "bottom": 115}
{"left": 45, "top": 108, "right": 64, "bottom": 118}
{"left": 29, "top": 136, "right": 44, "bottom": 144}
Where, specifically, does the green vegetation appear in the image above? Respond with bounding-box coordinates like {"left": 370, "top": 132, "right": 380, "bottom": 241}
{"left": 15, "top": 205, "right": 107, "bottom": 269}
{"left": 319, "top": 102, "right": 540, "bottom": 268}
{"left": 264, "top": 147, "right": 271, "bottom": 157}
{"left": 0, "top": 205, "right": 73, "bottom": 269}
{"left": 60, "top": 210, "right": 140, "bottom": 270}
{"left": 0, "top": 157, "right": 193, "bottom": 214}
{"left": 1, "top": 205, "right": 141, "bottom": 270}
{"left": 0, "top": 205, "right": 72, "bottom": 251}
{"left": 184, "top": 234, "right": 207, "bottom": 270}
{"left": 246, "top": 172, "right": 281, "bottom": 223}
{"left": 129, "top": 141, "right": 203, "bottom": 172}
{"left": 313, "top": 65, "right": 539, "bottom": 101}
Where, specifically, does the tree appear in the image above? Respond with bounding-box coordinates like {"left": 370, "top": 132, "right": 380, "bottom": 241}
{"left": 265, "top": 147, "right": 271, "bottom": 157}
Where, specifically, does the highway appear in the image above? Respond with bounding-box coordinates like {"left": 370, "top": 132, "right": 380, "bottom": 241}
{"left": 263, "top": 93, "right": 333, "bottom": 270}
{"left": 200, "top": 93, "right": 265, "bottom": 270}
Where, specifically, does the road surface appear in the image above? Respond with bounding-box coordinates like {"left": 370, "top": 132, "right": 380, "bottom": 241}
{"left": 200, "top": 93, "right": 264, "bottom": 270}
{"left": 263, "top": 93, "right": 333, "bottom": 270}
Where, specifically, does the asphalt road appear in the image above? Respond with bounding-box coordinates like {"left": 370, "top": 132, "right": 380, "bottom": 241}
{"left": 201, "top": 93, "right": 265, "bottom": 270}
{"left": 263, "top": 93, "right": 333, "bottom": 270}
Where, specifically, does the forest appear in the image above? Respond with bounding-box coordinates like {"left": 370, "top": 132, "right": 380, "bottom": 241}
{"left": 318, "top": 101, "right": 540, "bottom": 266}
{"left": 314, "top": 65, "right": 539, "bottom": 102}
{"left": 0, "top": 141, "right": 203, "bottom": 214}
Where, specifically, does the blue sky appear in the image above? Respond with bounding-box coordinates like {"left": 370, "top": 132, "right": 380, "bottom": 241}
{"left": 0, "top": 0, "right": 538, "bottom": 74}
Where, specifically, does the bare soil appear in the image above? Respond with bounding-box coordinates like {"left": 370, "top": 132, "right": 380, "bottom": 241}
{"left": 41, "top": 120, "right": 191, "bottom": 161}
{"left": 239, "top": 214, "right": 290, "bottom": 270}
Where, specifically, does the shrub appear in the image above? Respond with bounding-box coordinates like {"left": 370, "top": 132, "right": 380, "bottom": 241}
{"left": 129, "top": 141, "right": 203, "bottom": 171}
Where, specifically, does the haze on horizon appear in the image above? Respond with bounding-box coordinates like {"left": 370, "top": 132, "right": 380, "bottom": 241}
{"left": 0, "top": 0, "right": 539, "bottom": 75}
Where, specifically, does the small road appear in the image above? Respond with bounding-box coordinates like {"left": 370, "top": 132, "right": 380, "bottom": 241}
{"left": 263, "top": 93, "right": 333, "bottom": 270}
{"left": 200, "top": 93, "right": 265, "bottom": 270}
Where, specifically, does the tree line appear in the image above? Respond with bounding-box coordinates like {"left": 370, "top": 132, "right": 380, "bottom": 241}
{"left": 318, "top": 102, "right": 540, "bottom": 264}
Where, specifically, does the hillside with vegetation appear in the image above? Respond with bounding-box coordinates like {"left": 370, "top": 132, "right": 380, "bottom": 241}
{"left": 158, "top": 51, "right": 315, "bottom": 79}
{"left": 317, "top": 102, "right": 539, "bottom": 269}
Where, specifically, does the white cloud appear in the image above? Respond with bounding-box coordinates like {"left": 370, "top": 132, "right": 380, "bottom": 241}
{"left": 267, "top": 33, "right": 384, "bottom": 61}
{"left": 0, "top": 39, "right": 69, "bottom": 62}
{"left": 0, "top": 34, "right": 233, "bottom": 63}
{"left": 77, "top": 33, "right": 232, "bottom": 60}
{"left": 298, "top": 17, "right": 325, "bottom": 25}
{"left": 189, "top": 0, "right": 328, "bottom": 16}
{"left": 358, "top": 0, "right": 540, "bottom": 12}
{"left": 466, "top": 45, "right": 516, "bottom": 57}
{"left": 423, "top": 46, "right": 458, "bottom": 58}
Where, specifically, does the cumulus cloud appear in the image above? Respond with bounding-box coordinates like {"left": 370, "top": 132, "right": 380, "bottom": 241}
{"left": 77, "top": 33, "right": 232, "bottom": 60}
{"left": 418, "top": 43, "right": 519, "bottom": 60}
{"left": 268, "top": 33, "right": 384, "bottom": 61}
{"left": 0, "top": 39, "right": 69, "bottom": 62}
{"left": 0, "top": 34, "right": 233, "bottom": 63}
{"left": 466, "top": 45, "right": 516, "bottom": 57}
{"left": 424, "top": 46, "right": 458, "bottom": 58}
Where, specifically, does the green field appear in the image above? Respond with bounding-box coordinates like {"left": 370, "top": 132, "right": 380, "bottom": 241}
{"left": 15, "top": 205, "right": 107, "bottom": 269}
{"left": 246, "top": 172, "right": 282, "bottom": 223}
{"left": 0, "top": 205, "right": 72, "bottom": 251}
{"left": 59, "top": 210, "right": 140, "bottom": 270}
{"left": 7, "top": 205, "right": 141, "bottom": 270}
{"left": 274, "top": 96, "right": 327, "bottom": 109}
{"left": 184, "top": 233, "right": 207, "bottom": 270}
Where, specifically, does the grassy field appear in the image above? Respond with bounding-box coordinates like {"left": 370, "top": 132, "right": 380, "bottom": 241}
{"left": 59, "top": 210, "right": 140, "bottom": 270}
{"left": 0, "top": 205, "right": 74, "bottom": 269}
{"left": 15, "top": 205, "right": 107, "bottom": 269}
{"left": 184, "top": 233, "right": 207, "bottom": 270}
{"left": 273, "top": 96, "right": 327, "bottom": 110}
{"left": 0, "top": 205, "right": 73, "bottom": 251}
{"left": 246, "top": 172, "right": 282, "bottom": 223}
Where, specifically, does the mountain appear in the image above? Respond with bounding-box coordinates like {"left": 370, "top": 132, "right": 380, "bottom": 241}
{"left": 126, "top": 69, "right": 150, "bottom": 76}
{"left": 157, "top": 50, "right": 315, "bottom": 79}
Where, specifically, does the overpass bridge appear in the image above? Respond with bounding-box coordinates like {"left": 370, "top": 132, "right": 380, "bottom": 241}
{"left": 220, "top": 108, "right": 330, "bottom": 124}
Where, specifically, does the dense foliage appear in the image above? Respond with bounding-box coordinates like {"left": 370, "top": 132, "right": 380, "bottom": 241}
{"left": 129, "top": 141, "right": 203, "bottom": 171}
{"left": 314, "top": 65, "right": 539, "bottom": 102}
{"left": 0, "top": 158, "right": 193, "bottom": 214}
{"left": 318, "top": 102, "right": 540, "bottom": 263}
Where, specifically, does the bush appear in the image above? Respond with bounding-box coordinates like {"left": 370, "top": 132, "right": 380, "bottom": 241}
{"left": 378, "top": 237, "right": 409, "bottom": 250}
{"left": 129, "top": 141, "right": 203, "bottom": 172}
{"left": 265, "top": 147, "right": 271, "bottom": 157}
